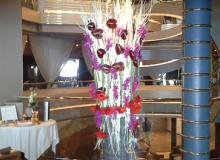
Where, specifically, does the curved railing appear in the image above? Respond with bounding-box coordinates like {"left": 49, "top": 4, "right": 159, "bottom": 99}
{"left": 23, "top": 79, "right": 181, "bottom": 88}
{"left": 22, "top": 1, "right": 183, "bottom": 42}
{"left": 21, "top": 82, "right": 220, "bottom": 122}
{"left": 19, "top": 94, "right": 220, "bottom": 124}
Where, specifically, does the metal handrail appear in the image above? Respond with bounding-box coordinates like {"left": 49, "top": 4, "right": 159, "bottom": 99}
{"left": 19, "top": 95, "right": 220, "bottom": 122}
{"left": 19, "top": 95, "right": 220, "bottom": 103}
{"left": 23, "top": 80, "right": 94, "bottom": 86}
{"left": 23, "top": 79, "right": 182, "bottom": 86}
{"left": 19, "top": 96, "right": 181, "bottom": 103}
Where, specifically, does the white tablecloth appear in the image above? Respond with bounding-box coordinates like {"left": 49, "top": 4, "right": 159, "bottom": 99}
{"left": 0, "top": 119, "right": 59, "bottom": 160}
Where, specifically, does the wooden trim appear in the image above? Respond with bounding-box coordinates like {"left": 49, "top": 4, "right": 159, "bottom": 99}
{"left": 22, "top": 7, "right": 41, "bottom": 24}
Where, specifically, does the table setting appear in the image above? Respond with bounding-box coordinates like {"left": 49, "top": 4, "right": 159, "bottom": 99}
{"left": 0, "top": 119, "right": 59, "bottom": 160}
{"left": 0, "top": 88, "right": 59, "bottom": 160}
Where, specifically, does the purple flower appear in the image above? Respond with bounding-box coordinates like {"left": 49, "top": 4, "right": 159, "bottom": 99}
{"left": 137, "top": 24, "right": 147, "bottom": 40}
{"left": 124, "top": 95, "right": 130, "bottom": 104}
{"left": 129, "top": 114, "right": 139, "bottom": 130}
{"left": 134, "top": 43, "right": 141, "bottom": 60}
{"left": 123, "top": 77, "right": 130, "bottom": 90}
{"left": 92, "top": 56, "right": 101, "bottom": 70}
{"left": 83, "top": 34, "right": 101, "bottom": 71}
{"left": 124, "top": 45, "right": 132, "bottom": 58}
{"left": 83, "top": 42, "right": 92, "bottom": 57}
{"left": 110, "top": 67, "right": 117, "bottom": 79}
{"left": 95, "top": 110, "right": 102, "bottom": 128}
{"left": 106, "top": 38, "right": 113, "bottom": 50}
{"left": 89, "top": 82, "right": 96, "bottom": 98}
{"left": 83, "top": 33, "right": 93, "bottom": 46}
{"left": 113, "top": 85, "right": 119, "bottom": 99}
{"left": 133, "top": 76, "right": 139, "bottom": 94}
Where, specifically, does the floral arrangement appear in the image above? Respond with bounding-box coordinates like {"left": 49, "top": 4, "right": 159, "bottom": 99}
{"left": 28, "top": 87, "right": 37, "bottom": 110}
{"left": 81, "top": 0, "right": 152, "bottom": 158}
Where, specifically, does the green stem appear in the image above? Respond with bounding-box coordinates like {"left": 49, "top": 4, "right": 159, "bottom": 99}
{"left": 120, "top": 72, "right": 123, "bottom": 106}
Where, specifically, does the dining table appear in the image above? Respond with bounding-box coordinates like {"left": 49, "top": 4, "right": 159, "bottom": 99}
{"left": 0, "top": 119, "right": 59, "bottom": 160}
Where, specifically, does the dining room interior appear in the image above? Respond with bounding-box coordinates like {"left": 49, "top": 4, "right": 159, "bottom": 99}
{"left": 0, "top": 0, "right": 220, "bottom": 160}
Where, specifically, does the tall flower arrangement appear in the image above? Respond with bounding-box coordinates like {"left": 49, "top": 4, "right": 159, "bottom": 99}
{"left": 81, "top": 0, "right": 152, "bottom": 158}
{"left": 28, "top": 87, "right": 37, "bottom": 110}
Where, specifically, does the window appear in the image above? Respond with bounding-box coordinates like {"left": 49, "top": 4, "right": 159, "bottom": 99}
{"left": 59, "top": 59, "right": 79, "bottom": 78}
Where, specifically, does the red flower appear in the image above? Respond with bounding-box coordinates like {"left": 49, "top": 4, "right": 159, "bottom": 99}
{"left": 125, "top": 102, "right": 134, "bottom": 108}
{"left": 91, "top": 105, "right": 128, "bottom": 116}
{"left": 125, "top": 99, "right": 142, "bottom": 114}
{"left": 96, "top": 92, "right": 108, "bottom": 101}
{"left": 120, "top": 29, "right": 128, "bottom": 40}
{"left": 90, "top": 105, "right": 101, "bottom": 113}
{"left": 106, "top": 18, "right": 117, "bottom": 29}
{"left": 117, "top": 107, "right": 126, "bottom": 114}
{"left": 96, "top": 131, "right": 108, "bottom": 139}
{"left": 130, "top": 102, "right": 142, "bottom": 114}
{"left": 87, "top": 22, "right": 96, "bottom": 31}
{"left": 134, "top": 96, "right": 143, "bottom": 103}
{"left": 101, "top": 107, "right": 116, "bottom": 115}
{"left": 92, "top": 29, "right": 103, "bottom": 39}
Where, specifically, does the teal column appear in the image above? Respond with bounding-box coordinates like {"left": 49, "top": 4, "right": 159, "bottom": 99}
{"left": 182, "top": 0, "right": 211, "bottom": 160}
